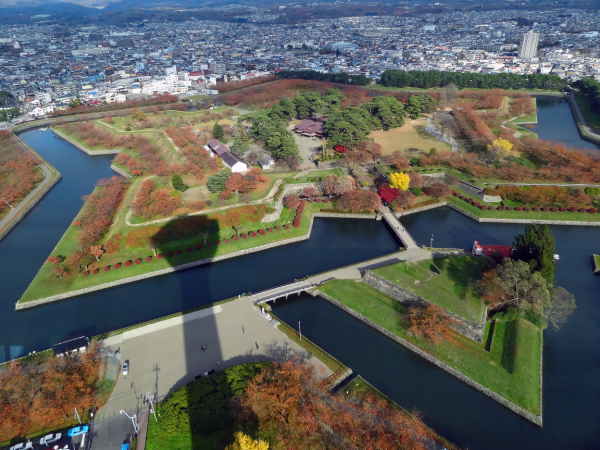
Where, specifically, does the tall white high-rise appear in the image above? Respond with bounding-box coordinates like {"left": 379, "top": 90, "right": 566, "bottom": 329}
{"left": 519, "top": 31, "right": 540, "bottom": 59}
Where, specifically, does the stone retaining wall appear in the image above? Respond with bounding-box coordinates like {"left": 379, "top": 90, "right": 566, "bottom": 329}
{"left": 313, "top": 290, "right": 542, "bottom": 426}
{"left": 327, "top": 368, "right": 354, "bottom": 391}
{"left": 362, "top": 271, "right": 486, "bottom": 342}
{"left": 50, "top": 127, "right": 121, "bottom": 156}
{"left": 0, "top": 173, "right": 62, "bottom": 242}
{"left": 313, "top": 212, "right": 378, "bottom": 220}
{"left": 396, "top": 201, "right": 447, "bottom": 217}
{"left": 447, "top": 202, "right": 600, "bottom": 226}
{"left": 110, "top": 164, "right": 132, "bottom": 179}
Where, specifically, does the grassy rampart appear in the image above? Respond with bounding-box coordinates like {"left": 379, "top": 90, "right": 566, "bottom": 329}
{"left": 318, "top": 279, "right": 542, "bottom": 414}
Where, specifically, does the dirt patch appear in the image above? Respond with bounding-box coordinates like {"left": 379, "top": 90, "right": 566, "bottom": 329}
{"left": 182, "top": 185, "right": 212, "bottom": 202}
{"left": 370, "top": 119, "right": 452, "bottom": 155}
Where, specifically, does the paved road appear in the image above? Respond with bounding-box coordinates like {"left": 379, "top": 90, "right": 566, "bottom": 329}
{"left": 87, "top": 415, "right": 133, "bottom": 450}
{"left": 0, "top": 162, "right": 53, "bottom": 235}
{"left": 97, "top": 298, "right": 331, "bottom": 420}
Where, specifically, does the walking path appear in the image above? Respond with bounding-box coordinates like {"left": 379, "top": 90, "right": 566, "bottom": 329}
{"left": 98, "top": 297, "right": 332, "bottom": 420}
{"left": 124, "top": 176, "right": 285, "bottom": 226}
{"left": 379, "top": 205, "right": 419, "bottom": 248}
{"left": 425, "top": 117, "right": 458, "bottom": 152}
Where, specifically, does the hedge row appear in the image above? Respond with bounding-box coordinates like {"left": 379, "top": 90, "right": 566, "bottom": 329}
{"left": 82, "top": 226, "right": 290, "bottom": 276}
{"left": 452, "top": 191, "right": 599, "bottom": 214}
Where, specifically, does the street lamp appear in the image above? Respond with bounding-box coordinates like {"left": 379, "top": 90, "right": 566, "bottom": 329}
{"left": 120, "top": 410, "right": 138, "bottom": 435}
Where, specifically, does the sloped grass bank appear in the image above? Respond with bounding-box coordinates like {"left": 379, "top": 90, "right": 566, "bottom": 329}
{"left": 19, "top": 202, "right": 327, "bottom": 303}
{"left": 319, "top": 279, "right": 542, "bottom": 415}
{"left": 371, "top": 256, "right": 488, "bottom": 323}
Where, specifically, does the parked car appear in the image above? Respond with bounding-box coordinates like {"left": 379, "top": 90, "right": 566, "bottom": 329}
{"left": 122, "top": 360, "right": 129, "bottom": 376}
{"left": 10, "top": 442, "right": 32, "bottom": 450}
{"left": 40, "top": 433, "right": 62, "bottom": 446}
{"left": 66, "top": 425, "right": 89, "bottom": 437}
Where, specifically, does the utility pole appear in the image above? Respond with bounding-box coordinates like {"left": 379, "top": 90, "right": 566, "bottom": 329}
{"left": 146, "top": 392, "right": 158, "bottom": 422}
{"left": 74, "top": 407, "right": 82, "bottom": 424}
{"left": 430, "top": 234, "right": 434, "bottom": 250}
{"left": 120, "top": 410, "right": 138, "bottom": 435}
{"left": 299, "top": 321, "right": 302, "bottom": 341}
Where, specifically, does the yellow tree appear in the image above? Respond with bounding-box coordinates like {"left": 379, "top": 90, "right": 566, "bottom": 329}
{"left": 225, "top": 432, "right": 269, "bottom": 450}
{"left": 487, "top": 138, "right": 518, "bottom": 159}
{"left": 389, "top": 172, "right": 410, "bottom": 191}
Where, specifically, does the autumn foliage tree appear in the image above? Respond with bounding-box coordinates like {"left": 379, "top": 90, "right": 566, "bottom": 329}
{"left": 336, "top": 190, "right": 381, "bottom": 212}
{"left": 389, "top": 172, "right": 410, "bottom": 190}
{"left": 285, "top": 193, "right": 301, "bottom": 210}
{"left": 241, "top": 359, "right": 430, "bottom": 450}
{"left": 0, "top": 343, "right": 102, "bottom": 442}
{"left": 409, "top": 304, "right": 456, "bottom": 345}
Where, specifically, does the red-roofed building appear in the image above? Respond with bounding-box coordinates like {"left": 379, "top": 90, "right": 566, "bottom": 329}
{"left": 294, "top": 118, "right": 326, "bottom": 137}
{"left": 472, "top": 241, "right": 512, "bottom": 259}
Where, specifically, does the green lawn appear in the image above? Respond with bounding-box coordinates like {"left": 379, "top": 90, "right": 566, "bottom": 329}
{"left": 319, "top": 279, "right": 541, "bottom": 414}
{"left": 290, "top": 168, "right": 345, "bottom": 183}
{"left": 371, "top": 256, "right": 488, "bottom": 323}
{"left": 19, "top": 202, "right": 327, "bottom": 303}
{"left": 594, "top": 254, "right": 600, "bottom": 269}
{"left": 447, "top": 195, "right": 600, "bottom": 222}
{"left": 574, "top": 93, "right": 600, "bottom": 128}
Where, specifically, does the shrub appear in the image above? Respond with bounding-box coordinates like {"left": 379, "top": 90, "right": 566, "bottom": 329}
{"left": 284, "top": 224, "right": 290, "bottom": 229}
{"left": 206, "top": 242, "right": 211, "bottom": 246}
{"left": 232, "top": 235, "right": 239, "bottom": 241}
{"left": 93, "top": 269, "right": 100, "bottom": 274}
{"left": 468, "top": 198, "right": 474, "bottom": 203}
{"left": 309, "top": 199, "right": 315, "bottom": 203}
{"left": 480, "top": 205, "right": 487, "bottom": 210}
{"left": 551, "top": 207, "right": 559, "bottom": 212}
{"left": 146, "top": 256, "right": 153, "bottom": 261}
{"left": 125, "top": 126, "right": 131, "bottom": 131}
{"left": 195, "top": 244, "right": 202, "bottom": 250}
{"left": 241, "top": 233, "right": 248, "bottom": 239}
{"left": 103, "top": 266, "right": 110, "bottom": 272}
{"left": 523, "top": 206, "right": 530, "bottom": 212}
{"left": 560, "top": 207, "right": 567, "bottom": 212}
{"left": 293, "top": 219, "right": 300, "bottom": 227}
{"left": 175, "top": 249, "right": 182, "bottom": 255}
{"left": 275, "top": 226, "right": 280, "bottom": 230}
{"left": 258, "top": 229, "right": 266, "bottom": 235}
{"left": 223, "top": 238, "right": 229, "bottom": 243}
{"left": 249, "top": 231, "right": 257, "bottom": 237}
{"left": 316, "top": 198, "right": 322, "bottom": 203}
{"left": 125, "top": 260, "right": 132, "bottom": 267}
{"left": 488, "top": 205, "right": 495, "bottom": 210}
{"left": 114, "top": 263, "right": 121, "bottom": 269}
{"left": 135, "top": 258, "right": 142, "bottom": 265}
{"left": 186, "top": 247, "right": 193, "bottom": 252}
{"left": 516, "top": 206, "right": 523, "bottom": 211}
{"left": 498, "top": 205, "right": 505, "bottom": 210}
{"left": 166, "top": 251, "right": 174, "bottom": 257}
{"left": 83, "top": 271, "right": 89, "bottom": 276}
{"left": 474, "top": 202, "right": 480, "bottom": 207}
{"left": 156, "top": 254, "right": 163, "bottom": 259}
{"left": 506, "top": 206, "right": 513, "bottom": 211}
{"left": 267, "top": 228, "right": 273, "bottom": 232}
{"left": 532, "top": 207, "right": 539, "bottom": 212}
{"left": 570, "top": 207, "right": 578, "bottom": 212}
{"left": 323, "top": 198, "right": 330, "bottom": 203}
{"left": 589, "top": 208, "right": 597, "bottom": 213}
{"left": 578, "top": 208, "right": 586, "bottom": 213}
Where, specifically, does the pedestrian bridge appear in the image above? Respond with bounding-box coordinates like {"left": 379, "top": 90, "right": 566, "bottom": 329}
{"left": 379, "top": 206, "right": 418, "bottom": 249}
{"left": 251, "top": 280, "right": 316, "bottom": 304}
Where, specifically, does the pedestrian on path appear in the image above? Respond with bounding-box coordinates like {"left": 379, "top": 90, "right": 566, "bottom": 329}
{"left": 242, "top": 326, "right": 245, "bottom": 333}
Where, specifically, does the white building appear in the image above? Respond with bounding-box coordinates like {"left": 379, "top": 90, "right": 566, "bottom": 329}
{"left": 31, "top": 105, "right": 55, "bottom": 117}
{"left": 519, "top": 31, "right": 540, "bottom": 60}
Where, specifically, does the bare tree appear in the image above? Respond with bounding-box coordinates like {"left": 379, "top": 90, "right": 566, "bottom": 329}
{"left": 544, "top": 287, "right": 576, "bottom": 331}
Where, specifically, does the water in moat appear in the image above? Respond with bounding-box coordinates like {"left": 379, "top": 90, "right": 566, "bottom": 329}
{"left": 532, "top": 95, "right": 600, "bottom": 152}
{"left": 2, "top": 95, "right": 599, "bottom": 448}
